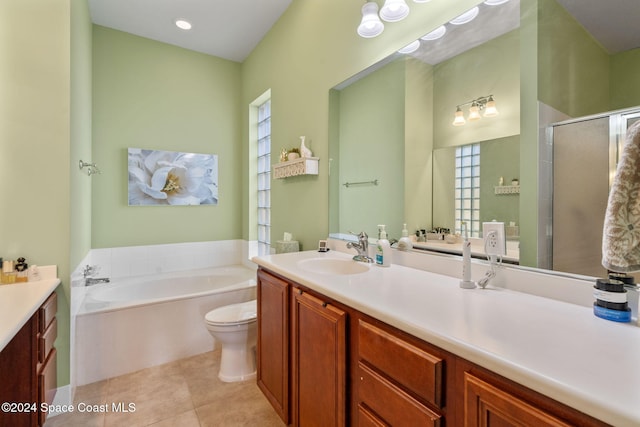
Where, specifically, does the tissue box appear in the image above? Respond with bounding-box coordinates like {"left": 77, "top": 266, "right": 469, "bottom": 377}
{"left": 275, "top": 240, "right": 300, "bottom": 254}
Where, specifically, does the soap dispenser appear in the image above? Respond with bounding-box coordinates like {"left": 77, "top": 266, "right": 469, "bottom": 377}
{"left": 398, "top": 223, "right": 413, "bottom": 251}
{"left": 376, "top": 225, "right": 391, "bottom": 267}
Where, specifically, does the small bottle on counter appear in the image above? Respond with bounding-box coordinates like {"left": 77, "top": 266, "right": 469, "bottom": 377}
{"left": 15, "top": 257, "right": 28, "bottom": 283}
{"left": 2, "top": 260, "right": 16, "bottom": 284}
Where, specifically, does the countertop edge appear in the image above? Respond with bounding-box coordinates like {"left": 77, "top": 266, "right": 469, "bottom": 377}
{"left": 0, "top": 278, "right": 61, "bottom": 352}
{"left": 252, "top": 252, "right": 639, "bottom": 427}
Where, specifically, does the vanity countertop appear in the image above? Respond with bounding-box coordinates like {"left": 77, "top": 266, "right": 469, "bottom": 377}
{"left": 0, "top": 275, "right": 60, "bottom": 352}
{"left": 252, "top": 249, "right": 640, "bottom": 427}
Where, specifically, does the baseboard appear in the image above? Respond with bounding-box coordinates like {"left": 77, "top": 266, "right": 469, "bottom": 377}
{"left": 45, "top": 384, "right": 72, "bottom": 417}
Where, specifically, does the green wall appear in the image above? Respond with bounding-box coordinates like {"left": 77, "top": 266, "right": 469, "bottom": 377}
{"left": 480, "top": 136, "right": 520, "bottom": 226}
{"left": 434, "top": 29, "right": 521, "bottom": 148}
{"left": 92, "top": 26, "right": 243, "bottom": 248}
{"left": 335, "top": 60, "right": 406, "bottom": 239}
{"left": 241, "top": 0, "right": 481, "bottom": 250}
{"left": 0, "top": 0, "right": 72, "bottom": 386}
{"left": 537, "top": 0, "right": 610, "bottom": 117}
{"left": 611, "top": 48, "right": 640, "bottom": 110}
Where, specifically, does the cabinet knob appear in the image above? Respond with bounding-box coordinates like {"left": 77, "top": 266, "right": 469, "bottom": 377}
{"left": 322, "top": 302, "right": 328, "bottom": 308}
{"left": 298, "top": 289, "right": 303, "bottom": 295}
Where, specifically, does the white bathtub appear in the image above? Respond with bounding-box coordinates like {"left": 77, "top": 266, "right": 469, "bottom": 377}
{"left": 75, "top": 265, "right": 257, "bottom": 386}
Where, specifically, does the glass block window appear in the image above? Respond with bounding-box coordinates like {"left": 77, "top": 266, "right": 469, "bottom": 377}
{"left": 455, "top": 143, "right": 480, "bottom": 237}
{"left": 257, "top": 100, "right": 271, "bottom": 255}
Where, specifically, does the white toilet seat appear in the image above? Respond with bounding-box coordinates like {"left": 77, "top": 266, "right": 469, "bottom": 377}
{"left": 205, "top": 299, "right": 257, "bottom": 326}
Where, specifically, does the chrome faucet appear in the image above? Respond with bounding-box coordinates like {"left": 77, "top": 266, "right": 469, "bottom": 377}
{"left": 83, "top": 264, "right": 110, "bottom": 286}
{"left": 346, "top": 231, "right": 374, "bottom": 263}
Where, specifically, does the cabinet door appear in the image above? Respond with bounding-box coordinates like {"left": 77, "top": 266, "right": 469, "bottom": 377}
{"left": 463, "top": 372, "right": 572, "bottom": 427}
{"left": 291, "top": 288, "right": 347, "bottom": 427}
{"left": 257, "top": 269, "right": 290, "bottom": 424}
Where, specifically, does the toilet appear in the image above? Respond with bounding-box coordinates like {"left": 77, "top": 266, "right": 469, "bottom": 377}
{"left": 204, "top": 299, "right": 258, "bottom": 382}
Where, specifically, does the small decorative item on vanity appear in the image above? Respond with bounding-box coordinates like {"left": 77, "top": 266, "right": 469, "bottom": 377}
{"left": 15, "top": 257, "right": 28, "bottom": 282}
{"left": 1, "top": 260, "right": 16, "bottom": 284}
{"left": 511, "top": 178, "right": 519, "bottom": 186}
{"left": 299, "top": 136, "right": 312, "bottom": 158}
{"left": 593, "top": 278, "right": 631, "bottom": 322}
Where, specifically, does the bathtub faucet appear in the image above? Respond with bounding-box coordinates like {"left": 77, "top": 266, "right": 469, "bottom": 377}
{"left": 85, "top": 277, "right": 110, "bottom": 286}
{"left": 83, "top": 264, "right": 110, "bottom": 286}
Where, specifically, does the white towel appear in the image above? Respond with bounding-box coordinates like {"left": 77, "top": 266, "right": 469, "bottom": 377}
{"left": 602, "top": 120, "right": 640, "bottom": 272}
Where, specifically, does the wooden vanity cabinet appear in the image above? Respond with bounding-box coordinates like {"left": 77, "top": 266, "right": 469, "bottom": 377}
{"left": 257, "top": 268, "right": 348, "bottom": 427}
{"left": 291, "top": 286, "right": 347, "bottom": 427}
{"left": 257, "top": 266, "right": 611, "bottom": 427}
{"left": 353, "top": 316, "right": 448, "bottom": 427}
{"left": 0, "top": 291, "right": 57, "bottom": 427}
{"left": 257, "top": 269, "right": 290, "bottom": 424}
{"left": 458, "top": 359, "right": 610, "bottom": 427}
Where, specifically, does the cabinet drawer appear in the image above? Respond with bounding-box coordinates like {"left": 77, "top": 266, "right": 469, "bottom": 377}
{"left": 38, "top": 348, "right": 57, "bottom": 426}
{"left": 38, "top": 292, "right": 57, "bottom": 333}
{"left": 38, "top": 317, "right": 57, "bottom": 364}
{"left": 358, "top": 362, "right": 441, "bottom": 427}
{"left": 358, "top": 320, "right": 443, "bottom": 407}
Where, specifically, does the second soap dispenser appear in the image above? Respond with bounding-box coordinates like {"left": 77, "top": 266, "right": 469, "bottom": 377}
{"left": 376, "top": 225, "right": 391, "bottom": 267}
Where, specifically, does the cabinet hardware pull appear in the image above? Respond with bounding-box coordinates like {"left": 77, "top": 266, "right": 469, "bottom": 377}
{"left": 298, "top": 289, "right": 303, "bottom": 295}
{"left": 322, "top": 302, "right": 328, "bottom": 308}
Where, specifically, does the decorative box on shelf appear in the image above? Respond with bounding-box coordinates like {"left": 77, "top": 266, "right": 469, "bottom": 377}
{"left": 273, "top": 157, "right": 319, "bottom": 179}
{"left": 494, "top": 185, "right": 520, "bottom": 195}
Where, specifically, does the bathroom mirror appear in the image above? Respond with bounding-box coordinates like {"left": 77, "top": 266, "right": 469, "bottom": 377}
{"left": 328, "top": 0, "right": 640, "bottom": 274}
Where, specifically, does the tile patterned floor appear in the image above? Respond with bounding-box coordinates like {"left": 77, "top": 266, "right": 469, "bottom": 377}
{"left": 45, "top": 350, "right": 284, "bottom": 427}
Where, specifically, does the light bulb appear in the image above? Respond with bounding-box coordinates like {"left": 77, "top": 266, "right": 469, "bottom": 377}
{"left": 421, "top": 25, "right": 447, "bottom": 41}
{"left": 450, "top": 7, "right": 479, "bottom": 25}
{"left": 398, "top": 40, "right": 421, "bottom": 54}
{"left": 453, "top": 107, "right": 466, "bottom": 126}
{"left": 484, "top": 97, "right": 499, "bottom": 117}
{"left": 468, "top": 103, "right": 481, "bottom": 121}
{"left": 357, "top": 2, "right": 385, "bottom": 38}
{"left": 380, "top": 0, "right": 410, "bottom": 23}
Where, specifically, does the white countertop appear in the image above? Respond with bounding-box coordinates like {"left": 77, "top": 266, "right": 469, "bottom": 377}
{"left": 0, "top": 275, "right": 60, "bottom": 352}
{"left": 252, "top": 250, "right": 640, "bottom": 427}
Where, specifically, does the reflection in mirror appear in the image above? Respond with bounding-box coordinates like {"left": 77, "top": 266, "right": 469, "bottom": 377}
{"left": 329, "top": 0, "right": 640, "bottom": 275}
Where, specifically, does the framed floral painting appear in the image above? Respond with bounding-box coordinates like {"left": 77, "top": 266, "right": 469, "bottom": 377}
{"left": 128, "top": 148, "right": 218, "bottom": 206}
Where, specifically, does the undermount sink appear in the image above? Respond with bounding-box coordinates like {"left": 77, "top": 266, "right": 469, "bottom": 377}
{"left": 297, "top": 257, "right": 370, "bottom": 275}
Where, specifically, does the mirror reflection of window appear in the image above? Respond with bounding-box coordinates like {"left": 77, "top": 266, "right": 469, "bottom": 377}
{"left": 455, "top": 143, "right": 480, "bottom": 237}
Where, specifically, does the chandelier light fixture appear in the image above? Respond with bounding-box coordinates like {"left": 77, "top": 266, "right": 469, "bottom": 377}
{"left": 452, "top": 95, "right": 499, "bottom": 126}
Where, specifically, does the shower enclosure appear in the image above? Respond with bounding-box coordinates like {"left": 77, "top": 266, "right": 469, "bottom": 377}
{"left": 550, "top": 107, "right": 640, "bottom": 277}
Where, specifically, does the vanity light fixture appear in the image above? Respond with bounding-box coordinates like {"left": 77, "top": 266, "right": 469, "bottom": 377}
{"left": 357, "top": 0, "right": 432, "bottom": 38}
{"left": 379, "top": 0, "right": 410, "bottom": 22}
{"left": 175, "top": 19, "right": 192, "bottom": 30}
{"left": 452, "top": 95, "right": 499, "bottom": 126}
{"left": 357, "top": 2, "right": 385, "bottom": 38}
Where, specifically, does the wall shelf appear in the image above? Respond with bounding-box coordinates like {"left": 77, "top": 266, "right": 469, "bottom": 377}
{"left": 494, "top": 185, "right": 520, "bottom": 195}
{"left": 273, "top": 157, "right": 319, "bottom": 179}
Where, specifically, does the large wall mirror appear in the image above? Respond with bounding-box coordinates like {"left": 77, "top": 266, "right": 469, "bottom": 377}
{"left": 328, "top": 0, "right": 640, "bottom": 277}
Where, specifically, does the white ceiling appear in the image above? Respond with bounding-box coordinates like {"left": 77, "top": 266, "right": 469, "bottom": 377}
{"left": 88, "top": 0, "right": 638, "bottom": 64}
{"left": 88, "top": 0, "right": 292, "bottom": 62}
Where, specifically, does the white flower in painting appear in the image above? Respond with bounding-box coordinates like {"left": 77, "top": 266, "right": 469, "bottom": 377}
{"left": 128, "top": 149, "right": 218, "bottom": 206}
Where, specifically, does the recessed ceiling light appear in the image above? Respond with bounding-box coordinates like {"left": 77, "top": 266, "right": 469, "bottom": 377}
{"left": 484, "top": 0, "right": 510, "bottom": 5}
{"left": 449, "top": 7, "right": 479, "bottom": 25}
{"left": 175, "top": 19, "right": 192, "bottom": 30}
